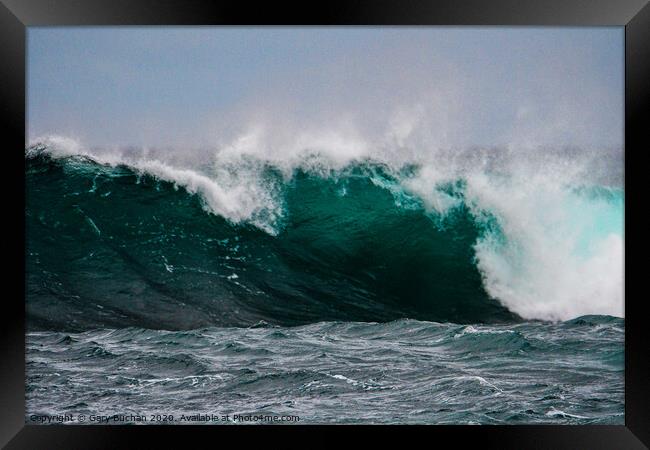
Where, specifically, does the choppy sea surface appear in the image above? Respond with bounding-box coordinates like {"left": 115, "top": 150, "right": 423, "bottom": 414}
{"left": 27, "top": 317, "right": 623, "bottom": 424}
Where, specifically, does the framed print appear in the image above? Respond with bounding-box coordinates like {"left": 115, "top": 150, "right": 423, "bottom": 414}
{"left": 1, "top": 0, "right": 648, "bottom": 448}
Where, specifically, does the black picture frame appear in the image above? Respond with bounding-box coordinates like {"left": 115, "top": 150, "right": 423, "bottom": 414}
{"left": 1, "top": 0, "right": 647, "bottom": 448}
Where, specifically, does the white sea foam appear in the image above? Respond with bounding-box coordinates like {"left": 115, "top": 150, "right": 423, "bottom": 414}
{"left": 545, "top": 407, "right": 589, "bottom": 419}
{"left": 467, "top": 171, "right": 623, "bottom": 321}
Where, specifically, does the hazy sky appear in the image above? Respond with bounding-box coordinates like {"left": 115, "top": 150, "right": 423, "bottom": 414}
{"left": 28, "top": 27, "right": 623, "bottom": 150}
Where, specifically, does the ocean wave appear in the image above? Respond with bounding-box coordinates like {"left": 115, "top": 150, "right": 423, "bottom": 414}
{"left": 26, "top": 138, "right": 624, "bottom": 327}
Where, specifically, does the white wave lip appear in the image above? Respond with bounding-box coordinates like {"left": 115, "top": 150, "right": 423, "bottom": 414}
{"left": 28, "top": 134, "right": 624, "bottom": 321}
{"left": 29, "top": 135, "right": 285, "bottom": 235}
{"left": 468, "top": 174, "right": 624, "bottom": 321}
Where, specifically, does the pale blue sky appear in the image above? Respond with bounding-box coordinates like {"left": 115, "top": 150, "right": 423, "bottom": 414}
{"left": 27, "top": 27, "right": 623, "bottom": 150}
